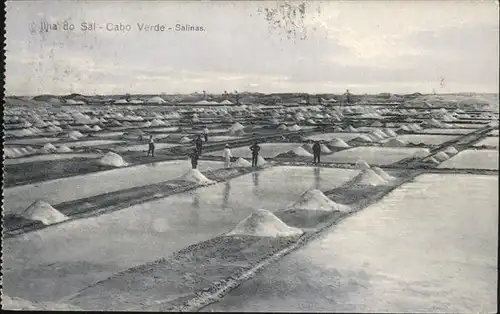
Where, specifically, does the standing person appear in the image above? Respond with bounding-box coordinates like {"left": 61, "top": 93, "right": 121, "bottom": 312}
{"left": 249, "top": 141, "right": 261, "bottom": 167}
{"left": 223, "top": 144, "right": 232, "bottom": 168}
{"left": 202, "top": 126, "right": 209, "bottom": 142}
{"left": 189, "top": 148, "right": 199, "bottom": 169}
{"left": 312, "top": 140, "right": 321, "bottom": 164}
{"left": 195, "top": 135, "right": 203, "bottom": 155}
{"left": 147, "top": 135, "right": 155, "bottom": 157}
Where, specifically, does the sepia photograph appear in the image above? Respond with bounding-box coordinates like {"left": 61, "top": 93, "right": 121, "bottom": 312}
{"left": 2, "top": 0, "right": 499, "bottom": 312}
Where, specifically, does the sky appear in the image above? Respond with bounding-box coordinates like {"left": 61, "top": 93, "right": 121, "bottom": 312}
{"left": 5, "top": 0, "right": 500, "bottom": 96}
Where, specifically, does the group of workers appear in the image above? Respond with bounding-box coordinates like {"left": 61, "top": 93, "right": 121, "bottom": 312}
{"left": 146, "top": 125, "right": 323, "bottom": 168}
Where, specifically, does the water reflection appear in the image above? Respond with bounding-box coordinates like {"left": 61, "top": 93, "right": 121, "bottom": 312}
{"left": 222, "top": 181, "right": 231, "bottom": 209}
{"left": 252, "top": 171, "right": 260, "bottom": 187}
{"left": 314, "top": 167, "right": 321, "bottom": 189}
{"left": 190, "top": 190, "right": 201, "bottom": 226}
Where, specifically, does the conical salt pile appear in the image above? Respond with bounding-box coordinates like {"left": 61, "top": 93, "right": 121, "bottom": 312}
{"left": 56, "top": 145, "right": 72, "bottom": 153}
{"left": 287, "top": 189, "right": 350, "bottom": 212}
{"left": 320, "top": 144, "right": 332, "bottom": 154}
{"left": 179, "top": 136, "right": 192, "bottom": 144}
{"left": 22, "top": 200, "right": 69, "bottom": 225}
{"left": 382, "top": 138, "right": 407, "bottom": 147}
{"left": 256, "top": 156, "right": 267, "bottom": 166}
{"left": 68, "top": 130, "right": 84, "bottom": 138}
{"left": 232, "top": 157, "right": 252, "bottom": 167}
{"left": 346, "top": 125, "right": 358, "bottom": 132}
{"left": 427, "top": 157, "right": 441, "bottom": 165}
{"left": 278, "top": 124, "right": 288, "bottom": 130}
{"left": 97, "top": 152, "right": 128, "bottom": 167}
{"left": 229, "top": 122, "right": 244, "bottom": 133}
{"left": 353, "top": 169, "right": 388, "bottom": 186}
{"left": 353, "top": 134, "right": 373, "bottom": 142}
{"left": 434, "top": 151, "right": 450, "bottom": 162}
{"left": 371, "top": 166, "right": 395, "bottom": 181}
{"left": 329, "top": 138, "right": 350, "bottom": 148}
{"left": 356, "top": 160, "right": 371, "bottom": 170}
{"left": 41, "top": 143, "right": 57, "bottom": 153}
{"left": 226, "top": 209, "right": 303, "bottom": 237}
{"left": 291, "top": 146, "right": 313, "bottom": 157}
{"left": 444, "top": 146, "right": 458, "bottom": 155}
{"left": 180, "top": 169, "right": 215, "bottom": 185}
{"left": 383, "top": 128, "right": 398, "bottom": 137}
{"left": 333, "top": 126, "right": 344, "bottom": 132}
{"left": 288, "top": 124, "right": 301, "bottom": 131}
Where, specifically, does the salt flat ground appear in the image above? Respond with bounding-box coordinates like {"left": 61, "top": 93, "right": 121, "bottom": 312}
{"left": 2, "top": 166, "right": 359, "bottom": 303}
{"left": 418, "top": 128, "right": 475, "bottom": 135}
{"left": 473, "top": 137, "right": 499, "bottom": 148}
{"left": 62, "top": 140, "right": 125, "bottom": 148}
{"left": 4, "top": 153, "right": 103, "bottom": 165}
{"left": 6, "top": 137, "right": 63, "bottom": 145}
{"left": 305, "top": 133, "right": 362, "bottom": 142}
{"left": 207, "top": 143, "right": 303, "bottom": 158}
{"left": 394, "top": 134, "right": 458, "bottom": 145}
{"left": 322, "top": 147, "right": 429, "bottom": 165}
{"left": 438, "top": 149, "right": 499, "bottom": 170}
{"left": 203, "top": 174, "right": 498, "bottom": 313}
{"left": 3, "top": 160, "right": 224, "bottom": 215}
{"left": 113, "top": 142, "right": 179, "bottom": 152}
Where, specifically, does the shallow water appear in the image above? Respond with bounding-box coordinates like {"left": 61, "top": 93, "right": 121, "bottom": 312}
{"left": 204, "top": 173, "right": 498, "bottom": 313}
{"left": 3, "top": 166, "right": 358, "bottom": 302}
{"left": 4, "top": 153, "right": 102, "bottom": 166}
{"left": 64, "top": 140, "right": 125, "bottom": 148}
{"left": 322, "top": 147, "right": 430, "bottom": 165}
{"left": 394, "top": 134, "right": 458, "bottom": 145}
{"left": 439, "top": 149, "right": 498, "bottom": 170}
{"left": 207, "top": 143, "right": 304, "bottom": 158}
{"left": 473, "top": 137, "right": 499, "bottom": 148}
{"left": 113, "top": 142, "right": 179, "bottom": 152}
{"left": 305, "top": 133, "right": 362, "bottom": 142}
{"left": 3, "top": 160, "right": 224, "bottom": 215}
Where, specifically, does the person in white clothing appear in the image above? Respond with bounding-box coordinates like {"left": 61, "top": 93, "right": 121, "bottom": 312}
{"left": 223, "top": 144, "right": 232, "bottom": 168}
{"left": 147, "top": 135, "right": 155, "bottom": 157}
{"left": 202, "top": 126, "right": 209, "bottom": 142}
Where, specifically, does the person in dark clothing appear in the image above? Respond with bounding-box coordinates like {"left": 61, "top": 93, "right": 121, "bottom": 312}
{"left": 195, "top": 135, "right": 203, "bottom": 155}
{"left": 189, "top": 148, "right": 199, "bottom": 169}
{"left": 312, "top": 140, "right": 321, "bottom": 164}
{"left": 249, "top": 141, "right": 261, "bottom": 167}
{"left": 147, "top": 135, "right": 155, "bottom": 157}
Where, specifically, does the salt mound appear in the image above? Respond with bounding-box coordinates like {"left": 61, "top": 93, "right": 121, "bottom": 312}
{"left": 98, "top": 152, "right": 128, "bottom": 167}
{"left": 383, "top": 128, "right": 398, "bottom": 137}
{"left": 320, "top": 144, "right": 332, "bottom": 154}
{"left": 425, "top": 157, "right": 441, "bottom": 165}
{"left": 22, "top": 200, "right": 69, "bottom": 225}
{"left": 179, "top": 136, "right": 192, "bottom": 143}
{"left": 353, "top": 169, "right": 388, "bottom": 186}
{"left": 56, "top": 145, "right": 72, "bottom": 153}
{"left": 371, "top": 167, "right": 395, "bottom": 181}
{"left": 444, "top": 146, "right": 458, "bottom": 155}
{"left": 226, "top": 209, "right": 303, "bottom": 237}
{"left": 232, "top": 157, "right": 252, "bottom": 167}
{"left": 92, "top": 125, "right": 102, "bottom": 131}
{"left": 346, "top": 125, "right": 358, "bottom": 132}
{"left": 382, "top": 138, "right": 407, "bottom": 147}
{"left": 329, "top": 138, "right": 350, "bottom": 148}
{"left": 180, "top": 169, "right": 215, "bottom": 185}
{"left": 434, "top": 151, "right": 450, "bottom": 162}
{"left": 229, "top": 122, "right": 244, "bottom": 132}
{"left": 41, "top": 143, "right": 57, "bottom": 153}
{"left": 333, "top": 126, "right": 343, "bottom": 132}
{"left": 257, "top": 155, "right": 267, "bottom": 166}
{"left": 287, "top": 189, "right": 350, "bottom": 212}
{"left": 278, "top": 124, "right": 288, "bottom": 130}
{"left": 355, "top": 160, "right": 371, "bottom": 170}
{"left": 68, "top": 130, "right": 84, "bottom": 138}
{"left": 292, "top": 146, "right": 314, "bottom": 157}
{"left": 288, "top": 124, "right": 301, "bottom": 131}
{"left": 353, "top": 134, "right": 373, "bottom": 142}
{"left": 414, "top": 148, "right": 430, "bottom": 158}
